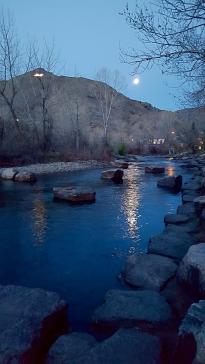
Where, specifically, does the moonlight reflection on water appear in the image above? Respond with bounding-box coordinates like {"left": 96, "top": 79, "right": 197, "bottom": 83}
{"left": 122, "top": 166, "right": 141, "bottom": 252}
{"left": 32, "top": 196, "right": 47, "bottom": 245}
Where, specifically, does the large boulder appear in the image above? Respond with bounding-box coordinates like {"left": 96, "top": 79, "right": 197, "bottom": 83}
{"left": 174, "top": 300, "right": 205, "bottom": 364}
{"left": 47, "top": 332, "right": 97, "bottom": 364}
{"left": 182, "top": 194, "right": 199, "bottom": 204}
{"left": 145, "top": 166, "right": 165, "bottom": 174}
{"left": 70, "top": 329, "right": 162, "bottom": 364}
{"left": 164, "top": 213, "right": 190, "bottom": 225}
{"left": 122, "top": 253, "right": 177, "bottom": 291}
{"left": 101, "top": 169, "right": 123, "bottom": 183}
{"left": 177, "top": 243, "right": 205, "bottom": 296}
{"left": 148, "top": 230, "right": 194, "bottom": 260}
{"left": 161, "top": 276, "right": 195, "bottom": 319}
{"left": 194, "top": 196, "right": 205, "bottom": 214}
{"left": 177, "top": 203, "right": 196, "bottom": 218}
{"left": 14, "top": 171, "right": 37, "bottom": 183}
{"left": 1, "top": 168, "right": 17, "bottom": 180}
{"left": 164, "top": 220, "right": 199, "bottom": 234}
{"left": 157, "top": 175, "right": 182, "bottom": 193}
{"left": 53, "top": 187, "right": 96, "bottom": 204}
{"left": 0, "top": 285, "right": 68, "bottom": 364}
{"left": 182, "top": 180, "right": 202, "bottom": 192}
{"left": 92, "top": 289, "right": 171, "bottom": 330}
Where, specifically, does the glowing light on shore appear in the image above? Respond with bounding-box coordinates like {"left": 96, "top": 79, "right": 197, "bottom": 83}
{"left": 34, "top": 72, "right": 44, "bottom": 78}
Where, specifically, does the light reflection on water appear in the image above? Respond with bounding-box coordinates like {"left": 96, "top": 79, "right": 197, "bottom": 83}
{"left": 32, "top": 195, "right": 47, "bottom": 245}
{"left": 167, "top": 166, "right": 175, "bottom": 176}
{"left": 121, "top": 166, "right": 142, "bottom": 254}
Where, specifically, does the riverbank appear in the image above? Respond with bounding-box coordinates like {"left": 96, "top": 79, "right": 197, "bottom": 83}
{"left": 0, "top": 160, "right": 107, "bottom": 175}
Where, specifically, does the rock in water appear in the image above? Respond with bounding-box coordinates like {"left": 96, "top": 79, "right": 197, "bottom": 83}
{"left": 177, "top": 203, "right": 196, "bottom": 218}
{"left": 164, "top": 213, "right": 190, "bottom": 225}
{"left": 177, "top": 243, "right": 205, "bottom": 296}
{"left": 174, "top": 300, "right": 205, "bottom": 364}
{"left": 157, "top": 175, "right": 182, "bottom": 193}
{"left": 194, "top": 196, "right": 205, "bottom": 213}
{"left": 70, "top": 329, "right": 162, "bottom": 364}
{"left": 14, "top": 171, "right": 37, "bottom": 183}
{"left": 47, "top": 332, "right": 97, "bottom": 363}
{"left": 53, "top": 187, "right": 96, "bottom": 204}
{"left": 0, "top": 285, "right": 68, "bottom": 364}
{"left": 1, "top": 168, "right": 17, "bottom": 180}
{"left": 92, "top": 289, "right": 171, "bottom": 329}
{"left": 101, "top": 169, "right": 123, "bottom": 183}
{"left": 148, "top": 230, "right": 194, "bottom": 260}
{"left": 122, "top": 253, "right": 177, "bottom": 291}
{"left": 145, "top": 166, "right": 165, "bottom": 174}
{"left": 111, "top": 160, "right": 129, "bottom": 169}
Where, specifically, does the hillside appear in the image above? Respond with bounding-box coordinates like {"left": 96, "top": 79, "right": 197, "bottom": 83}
{"left": 0, "top": 69, "right": 204, "bottom": 158}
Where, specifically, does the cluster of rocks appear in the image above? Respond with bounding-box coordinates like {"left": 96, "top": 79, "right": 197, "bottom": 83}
{"left": 0, "top": 167, "right": 37, "bottom": 183}
{"left": 52, "top": 166, "right": 125, "bottom": 204}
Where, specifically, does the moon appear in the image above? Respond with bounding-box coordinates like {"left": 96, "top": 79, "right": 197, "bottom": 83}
{"left": 133, "top": 77, "right": 140, "bottom": 85}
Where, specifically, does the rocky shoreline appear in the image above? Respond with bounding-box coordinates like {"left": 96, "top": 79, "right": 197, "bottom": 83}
{"left": 1, "top": 156, "right": 205, "bottom": 363}
{"left": 0, "top": 160, "right": 105, "bottom": 176}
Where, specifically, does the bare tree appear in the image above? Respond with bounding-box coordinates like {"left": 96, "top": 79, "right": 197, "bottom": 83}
{"left": 67, "top": 97, "right": 81, "bottom": 152}
{"left": 0, "top": 9, "right": 22, "bottom": 132}
{"left": 26, "top": 40, "right": 58, "bottom": 154}
{"left": 121, "top": 1, "right": 205, "bottom": 104}
{"left": 94, "top": 68, "right": 126, "bottom": 145}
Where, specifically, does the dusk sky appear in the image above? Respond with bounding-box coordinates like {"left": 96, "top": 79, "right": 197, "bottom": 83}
{"left": 0, "top": 0, "right": 183, "bottom": 111}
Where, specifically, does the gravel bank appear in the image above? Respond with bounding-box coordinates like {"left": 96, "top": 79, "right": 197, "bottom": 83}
{"left": 0, "top": 160, "right": 106, "bottom": 175}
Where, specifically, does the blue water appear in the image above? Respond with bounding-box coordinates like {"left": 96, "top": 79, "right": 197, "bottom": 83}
{"left": 0, "top": 157, "right": 190, "bottom": 330}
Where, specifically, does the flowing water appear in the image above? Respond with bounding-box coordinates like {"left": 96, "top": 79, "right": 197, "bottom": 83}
{"left": 0, "top": 157, "right": 191, "bottom": 331}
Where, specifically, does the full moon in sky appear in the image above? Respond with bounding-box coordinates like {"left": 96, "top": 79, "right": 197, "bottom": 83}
{"left": 133, "top": 77, "right": 140, "bottom": 85}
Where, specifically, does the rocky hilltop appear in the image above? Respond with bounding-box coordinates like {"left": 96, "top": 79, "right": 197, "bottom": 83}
{"left": 0, "top": 69, "right": 204, "bottom": 159}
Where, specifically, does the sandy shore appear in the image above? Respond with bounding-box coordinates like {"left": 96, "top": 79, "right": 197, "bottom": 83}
{"left": 0, "top": 160, "right": 107, "bottom": 175}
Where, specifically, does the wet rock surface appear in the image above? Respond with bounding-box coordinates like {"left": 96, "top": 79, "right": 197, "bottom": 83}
{"left": 145, "top": 166, "right": 165, "bottom": 174}
{"left": 157, "top": 175, "right": 182, "bottom": 192}
{"left": 177, "top": 243, "right": 205, "bottom": 296}
{"left": 1, "top": 168, "right": 17, "bottom": 180}
{"left": 47, "top": 332, "right": 97, "bottom": 364}
{"left": 164, "top": 213, "right": 190, "bottom": 225}
{"left": 14, "top": 171, "right": 37, "bottom": 183}
{"left": 70, "top": 329, "right": 162, "bottom": 364}
{"left": 111, "top": 160, "right": 129, "bottom": 169}
{"left": 148, "top": 230, "right": 194, "bottom": 260}
{"left": 92, "top": 289, "right": 172, "bottom": 330}
{"left": 0, "top": 285, "right": 68, "bottom": 364}
{"left": 53, "top": 187, "right": 96, "bottom": 204}
{"left": 177, "top": 203, "right": 196, "bottom": 217}
{"left": 101, "top": 169, "right": 124, "bottom": 183}
{"left": 174, "top": 300, "right": 205, "bottom": 364}
{"left": 123, "top": 253, "right": 177, "bottom": 291}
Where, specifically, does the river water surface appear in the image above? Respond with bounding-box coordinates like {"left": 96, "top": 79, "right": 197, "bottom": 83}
{"left": 0, "top": 157, "right": 190, "bottom": 330}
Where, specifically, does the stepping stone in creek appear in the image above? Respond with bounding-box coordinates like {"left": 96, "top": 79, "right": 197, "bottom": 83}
{"left": 92, "top": 289, "right": 171, "bottom": 330}
{"left": 0, "top": 285, "right": 68, "bottom": 364}
{"left": 148, "top": 231, "right": 194, "bottom": 260}
{"left": 69, "top": 329, "right": 162, "bottom": 364}
{"left": 164, "top": 213, "right": 190, "bottom": 225}
{"left": 47, "top": 332, "right": 97, "bottom": 364}
{"left": 53, "top": 187, "right": 96, "bottom": 204}
{"left": 145, "top": 166, "right": 165, "bottom": 174}
{"left": 122, "top": 253, "right": 177, "bottom": 291}
{"left": 101, "top": 169, "right": 124, "bottom": 183}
